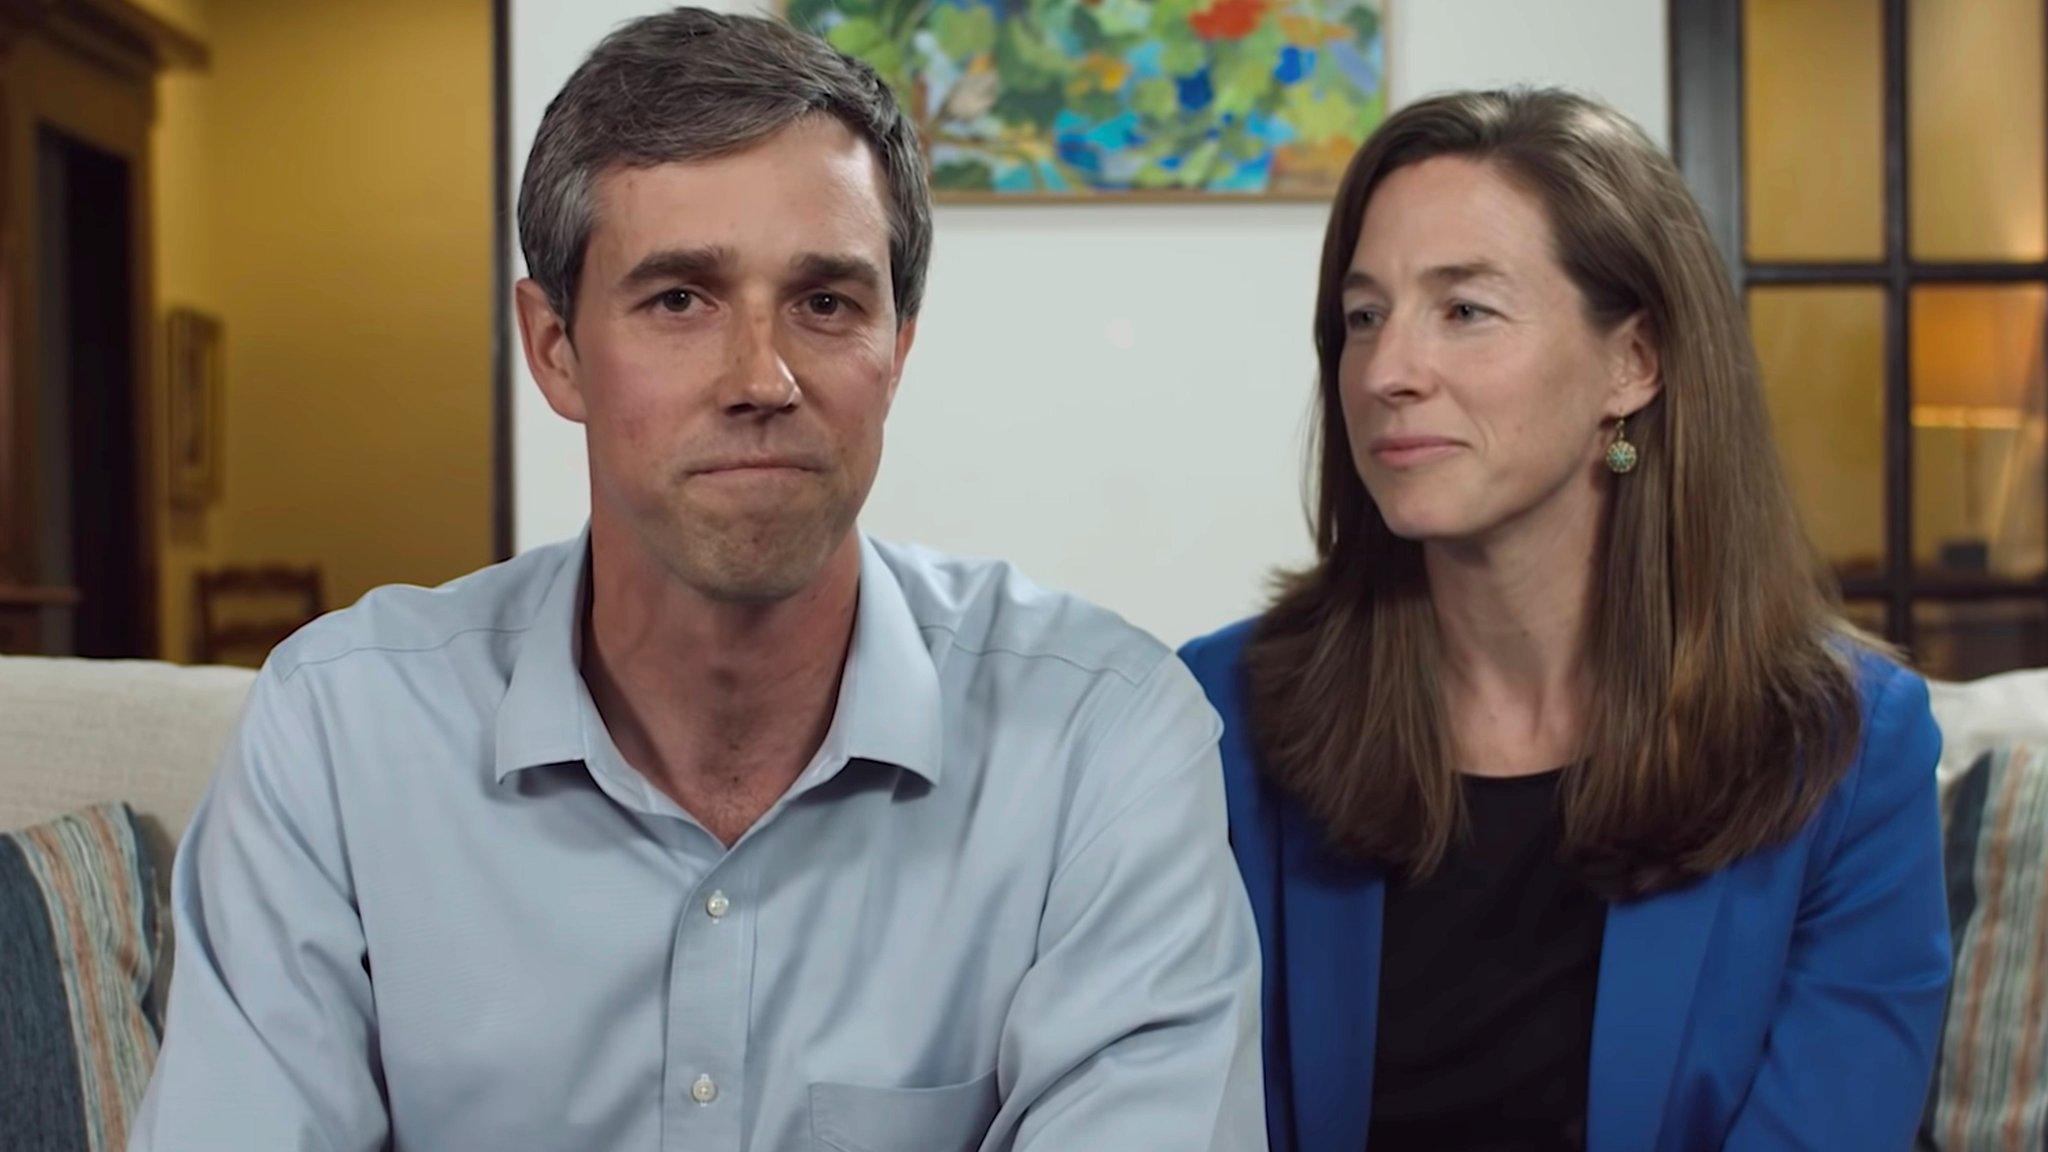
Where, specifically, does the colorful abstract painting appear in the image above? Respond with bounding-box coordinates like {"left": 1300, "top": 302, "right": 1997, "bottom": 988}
{"left": 783, "top": 0, "right": 1386, "bottom": 198}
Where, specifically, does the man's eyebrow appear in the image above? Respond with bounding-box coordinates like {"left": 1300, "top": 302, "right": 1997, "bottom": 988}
{"left": 616, "top": 248, "right": 887, "bottom": 296}
{"left": 617, "top": 246, "right": 735, "bottom": 292}
{"left": 790, "top": 252, "right": 886, "bottom": 293}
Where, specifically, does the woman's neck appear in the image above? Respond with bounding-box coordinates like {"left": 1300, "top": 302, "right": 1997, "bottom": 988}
{"left": 1423, "top": 497, "right": 1603, "bottom": 777}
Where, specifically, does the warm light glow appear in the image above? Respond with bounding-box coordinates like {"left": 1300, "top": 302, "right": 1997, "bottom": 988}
{"left": 1911, "top": 406, "right": 2030, "bottom": 431}
{"left": 1912, "top": 286, "right": 2048, "bottom": 410}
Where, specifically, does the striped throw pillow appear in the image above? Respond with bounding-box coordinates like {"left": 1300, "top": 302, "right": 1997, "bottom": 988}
{"left": 1922, "top": 744, "right": 2048, "bottom": 1150}
{"left": 0, "top": 803, "right": 161, "bottom": 1152}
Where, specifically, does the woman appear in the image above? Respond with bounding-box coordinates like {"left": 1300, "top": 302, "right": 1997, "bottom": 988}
{"left": 1180, "top": 89, "right": 1949, "bottom": 1152}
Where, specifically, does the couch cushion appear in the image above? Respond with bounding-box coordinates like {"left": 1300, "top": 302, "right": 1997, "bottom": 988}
{"left": 0, "top": 803, "right": 161, "bottom": 1152}
{"left": 1927, "top": 668, "right": 2048, "bottom": 788}
{"left": 1922, "top": 743, "right": 2048, "bottom": 1149}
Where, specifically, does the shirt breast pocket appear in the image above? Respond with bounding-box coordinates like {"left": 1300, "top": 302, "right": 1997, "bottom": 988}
{"left": 808, "top": 1070, "right": 1000, "bottom": 1152}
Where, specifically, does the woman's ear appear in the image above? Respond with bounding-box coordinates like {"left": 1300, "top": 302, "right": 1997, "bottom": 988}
{"left": 1606, "top": 311, "right": 1662, "bottom": 418}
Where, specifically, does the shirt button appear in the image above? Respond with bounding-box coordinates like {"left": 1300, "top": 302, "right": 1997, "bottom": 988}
{"left": 705, "top": 890, "right": 730, "bottom": 920}
{"left": 691, "top": 1074, "right": 718, "bottom": 1104}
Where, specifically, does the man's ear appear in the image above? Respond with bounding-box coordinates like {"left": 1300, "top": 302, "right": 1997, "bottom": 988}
{"left": 516, "top": 278, "right": 587, "bottom": 423}
{"left": 1605, "top": 310, "right": 1661, "bottom": 419}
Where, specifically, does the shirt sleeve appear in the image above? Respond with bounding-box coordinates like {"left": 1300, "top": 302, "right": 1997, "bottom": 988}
{"left": 988, "top": 654, "right": 1268, "bottom": 1151}
{"left": 129, "top": 664, "right": 390, "bottom": 1152}
{"left": 1720, "top": 663, "right": 1952, "bottom": 1150}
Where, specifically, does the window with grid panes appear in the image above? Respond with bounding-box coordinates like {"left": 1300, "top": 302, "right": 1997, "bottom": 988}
{"left": 1672, "top": 0, "right": 2048, "bottom": 680}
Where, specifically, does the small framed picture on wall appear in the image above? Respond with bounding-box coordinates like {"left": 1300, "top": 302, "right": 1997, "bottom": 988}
{"left": 165, "top": 307, "right": 223, "bottom": 508}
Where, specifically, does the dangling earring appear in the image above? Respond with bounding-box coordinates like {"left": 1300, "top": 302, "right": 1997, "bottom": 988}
{"left": 1605, "top": 416, "right": 1639, "bottom": 475}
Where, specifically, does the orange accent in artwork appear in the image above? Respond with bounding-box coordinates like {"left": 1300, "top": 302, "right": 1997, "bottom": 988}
{"left": 1190, "top": 0, "right": 1268, "bottom": 42}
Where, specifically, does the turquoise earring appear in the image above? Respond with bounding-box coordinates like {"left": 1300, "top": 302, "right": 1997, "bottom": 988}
{"left": 1605, "top": 417, "right": 1639, "bottom": 475}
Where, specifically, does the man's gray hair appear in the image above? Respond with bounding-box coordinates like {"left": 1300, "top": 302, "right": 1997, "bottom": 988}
{"left": 517, "top": 7, "right": 933, "bottom": 332}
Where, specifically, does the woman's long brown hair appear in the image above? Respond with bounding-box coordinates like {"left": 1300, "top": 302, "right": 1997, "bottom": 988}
{"left": 1246, "top": 89, "right": 1864, "bottom": 898}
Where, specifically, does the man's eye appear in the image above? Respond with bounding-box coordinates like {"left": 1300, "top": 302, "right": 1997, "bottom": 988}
{"left": 806, "top": 293, "right": 843, "bottom": 317}
{"left": 655, "top": 289, "right": 695, "bottom": 313}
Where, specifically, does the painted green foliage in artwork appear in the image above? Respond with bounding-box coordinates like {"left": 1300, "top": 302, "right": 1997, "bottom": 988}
{"left": 785, "top": 0, "right": 1385, "bottom": 195}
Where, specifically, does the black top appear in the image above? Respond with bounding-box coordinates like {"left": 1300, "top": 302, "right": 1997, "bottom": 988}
{"left": 1366, "top": 768, "right": 1606, "bottom": 1152}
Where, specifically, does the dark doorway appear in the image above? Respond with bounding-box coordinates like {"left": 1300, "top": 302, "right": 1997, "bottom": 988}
{"left": 36, "top": 128, "right": 146, "bottom": 658}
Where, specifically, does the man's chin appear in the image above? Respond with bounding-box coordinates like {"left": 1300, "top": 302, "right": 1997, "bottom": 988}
{"left": 665, "top": 525, "right": 853, "bottom": 605}
{"left": 689, "top": 566, "right": 819, "bottom": 605}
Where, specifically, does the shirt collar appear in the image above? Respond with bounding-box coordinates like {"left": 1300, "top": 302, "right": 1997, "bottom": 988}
{"left": 493, "top": 531, "right": 592, "bottom": 782}
{"left": 493, "top": 531, "right": 944, "bottom": 786}
{"left": 827, "top": 534, "right": 945, "bottom": 785}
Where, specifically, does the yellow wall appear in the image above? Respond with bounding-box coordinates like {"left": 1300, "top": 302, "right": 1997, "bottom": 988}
{"left": 129, "top": 0, "right": 208, "bottom": 36}
{"left": 152, "top": 0, "right": 494, "bottom": 661}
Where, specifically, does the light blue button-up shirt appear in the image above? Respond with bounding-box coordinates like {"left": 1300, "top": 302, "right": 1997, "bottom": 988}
{"left": 132, "top": 533, "right": 1264, "bottom": 1151}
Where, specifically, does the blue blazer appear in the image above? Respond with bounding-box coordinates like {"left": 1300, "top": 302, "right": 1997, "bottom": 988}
{"left": 1180, "top": 619, "right": 1951, "bottom": 1152}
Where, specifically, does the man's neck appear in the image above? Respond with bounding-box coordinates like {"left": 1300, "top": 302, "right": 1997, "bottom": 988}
{"left": 580, "top": 521, "right": 862, "bottom": 844}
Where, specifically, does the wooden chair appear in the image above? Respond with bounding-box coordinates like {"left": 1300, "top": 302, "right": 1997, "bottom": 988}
{"left": 194, "top": 565, "right": 323, "bottom": 667}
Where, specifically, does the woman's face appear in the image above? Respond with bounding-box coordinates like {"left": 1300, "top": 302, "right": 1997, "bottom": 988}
{"left": 1336, "top": 155, "right": 1657, "bottom": 551}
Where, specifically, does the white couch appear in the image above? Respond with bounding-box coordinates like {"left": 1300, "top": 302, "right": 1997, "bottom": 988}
{"left": 0, "top": 656, "right": 255, "bottom": 865}
{"left": 5, "top": 653, "right": 2040, "bottom": 859}
{"left": 0, "top": 657, "right": 255, "bottom": 1018}
{"left": 1929, "top": 667, "right": 2048, "bottom": 784}
{"left": 1, "top": 654, "right": 2042, "bottom": 1014}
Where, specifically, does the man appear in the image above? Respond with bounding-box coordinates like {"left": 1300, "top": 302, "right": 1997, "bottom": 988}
{"left": 131, "top": 9, "right": 1263, "bottom": 1150}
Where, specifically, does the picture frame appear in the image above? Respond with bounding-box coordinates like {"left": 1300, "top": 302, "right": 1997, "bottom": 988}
{"left": 165, "top": 307, "right": 223, "bottom": 508}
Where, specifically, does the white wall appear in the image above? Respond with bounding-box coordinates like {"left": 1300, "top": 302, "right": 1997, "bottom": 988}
{"left": 509, "top": 0, "right": 1669, "bottom": 644}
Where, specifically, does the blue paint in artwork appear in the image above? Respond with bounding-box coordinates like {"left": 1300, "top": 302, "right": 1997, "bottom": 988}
{"left": 1331, "top": 39, "right": 1381, "bottom": 95}
{"left": 1057, "top": 134, "right": 1100, "bottom": 172}
{"left": 1176, "top": 69, "right": 1214, "bottom": 112}
{"left": 1274, "top": 45, "right": 1314, "bottom": 85}
{"left": 917, "top": 32, "right": 960, "bottom": 119}
{"left": 1054, "top": 111, "right": 1146, "bottom": 178}
{"left": 1128, "top": 40, "right": 1165, "bottom": 81}
{"left": 1100, "top": 148, "right": 1149, "bottom": 186}
{"left": 1088, "top": 113, "right": 1142, "bottom": 149}
{"left": 1244, "top": 110, "right": 1297, "bottom": 146}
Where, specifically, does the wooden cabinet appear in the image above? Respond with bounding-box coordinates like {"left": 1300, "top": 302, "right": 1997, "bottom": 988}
{"left": 0, "top": 585, "right": 77, "bottom": 654}
{"left": 0, "top": 605, "right": 38, "bottom": 653}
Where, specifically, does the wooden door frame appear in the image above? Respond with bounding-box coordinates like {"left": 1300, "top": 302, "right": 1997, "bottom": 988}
{"left": 0, "top": 0, "right": 204, "bottom": 655}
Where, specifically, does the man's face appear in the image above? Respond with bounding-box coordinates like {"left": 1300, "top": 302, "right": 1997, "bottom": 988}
{"left": 518, "top": 117, "right": 915, "bottom": 603}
